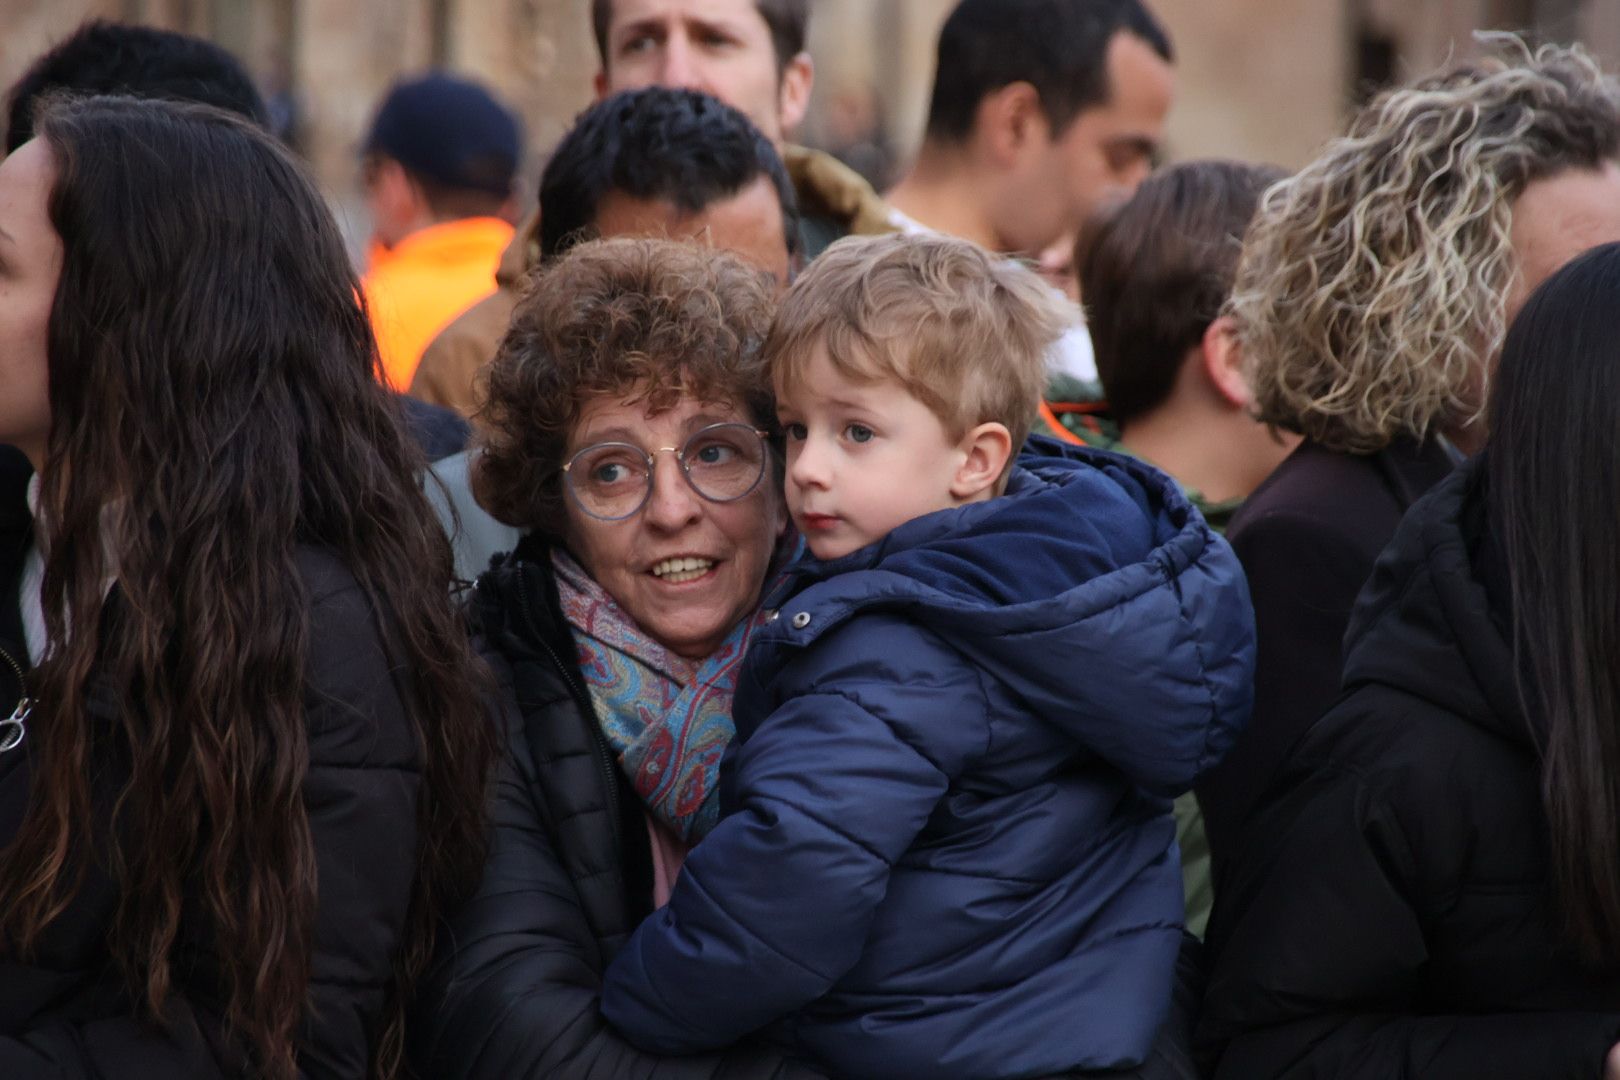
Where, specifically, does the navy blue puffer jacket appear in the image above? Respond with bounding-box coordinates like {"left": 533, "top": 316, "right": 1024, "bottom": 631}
{"left": 601, "top": 440, "right": 1254, "bottom": 1079}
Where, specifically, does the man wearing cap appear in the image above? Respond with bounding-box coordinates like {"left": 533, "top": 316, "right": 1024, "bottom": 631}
{"left": 360, "top": 72, "right": 523, "bottom": 391}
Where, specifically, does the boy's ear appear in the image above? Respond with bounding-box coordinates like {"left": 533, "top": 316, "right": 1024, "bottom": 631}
{"left": 952, "top": 422, "right": 1014, "bottom": 501}
{"left": 1201, "top": 315, "right": 1252, "bottom": 410}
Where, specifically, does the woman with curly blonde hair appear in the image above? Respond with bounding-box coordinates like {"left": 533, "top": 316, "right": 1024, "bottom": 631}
{"left": 1196, "top": 40, "right": 1620, "bottom": 868}
{"left": 1200, "top": 241, "right": 1620, "bottom": 1080}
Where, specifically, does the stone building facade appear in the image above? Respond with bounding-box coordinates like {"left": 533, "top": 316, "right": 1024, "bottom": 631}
{"left": 1, "top": 0, "right": 1617, "bottom": 250}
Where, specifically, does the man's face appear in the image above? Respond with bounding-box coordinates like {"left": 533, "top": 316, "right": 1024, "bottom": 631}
{"left": 592, "top": 174, "right": 791, "bottom": 288}
{"left": 595, "top": 0, "right": 811, "bottom": 145}
{"left": 1008, "top": 31, "right": 1175, "bottom": 255}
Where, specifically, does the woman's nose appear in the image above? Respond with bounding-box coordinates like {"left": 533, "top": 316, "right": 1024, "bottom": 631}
{"left": 642, "top": 453, "right": 702, "bottom": 530}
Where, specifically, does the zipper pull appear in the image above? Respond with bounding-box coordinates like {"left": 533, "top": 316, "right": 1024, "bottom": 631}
{"left": 0, "top": 697, "right": 31, "bottom": 754}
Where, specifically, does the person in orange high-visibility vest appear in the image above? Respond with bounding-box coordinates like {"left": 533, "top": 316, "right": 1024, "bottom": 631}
{"left": 360, "top": 73, "right": 521, "bottom": 392}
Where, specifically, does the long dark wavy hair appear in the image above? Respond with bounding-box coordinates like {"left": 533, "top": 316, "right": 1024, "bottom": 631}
{"left": 1488, "top": 239, "right": 1620, "bottom": 967}
{"left": 0, "top": 95, "right": 496, "bottom": 1077}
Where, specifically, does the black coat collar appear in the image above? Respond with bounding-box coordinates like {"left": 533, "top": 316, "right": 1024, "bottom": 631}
{"left": 0, "top": 445, "right": 34, "bottom": 698}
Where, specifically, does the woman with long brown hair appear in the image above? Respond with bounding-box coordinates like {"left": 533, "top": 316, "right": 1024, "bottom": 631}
{"left": 0, "top": 94, "right": 495, "bottom": 1078}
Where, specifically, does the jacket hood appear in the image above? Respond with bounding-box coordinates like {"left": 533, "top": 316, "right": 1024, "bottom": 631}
{"left": 1339, "top": 459, "right": 1528, "bottom": 747}
{"left": 764, "top": 437, "right": 1254, "bottom": 794}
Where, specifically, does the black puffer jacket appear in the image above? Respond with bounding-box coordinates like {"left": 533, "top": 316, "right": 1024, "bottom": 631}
{"left": 409, "top": 532, "right": 818, "bottom": 1079}
{"left": 0, "top": 447, "right": 30, "bottom": 718}
{"left": 1198, "top": 463, "right": 1620, "bottom": 1079}
{"left": 0, "top": 453, "right": 423, "bottom": 1076}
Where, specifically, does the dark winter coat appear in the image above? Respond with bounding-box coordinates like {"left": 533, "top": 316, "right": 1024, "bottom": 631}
{"left": 399, "top": 394, "right": 471, "bottom": 463}
{"left": 0, "top": 447, "right": 31, "bottom": 717}
{"left": 1198, "top": 462, "right": 1620, "bottom": 1079}
{"left": 1195, "top": 435, "right": 1456, "bottom": 873}
{"left": 0, "top": 526, "right": 423, "bottom": 1076}
{"left": 601, "top": 439, "right": 1255, "bottom": 1080}
{"left": 407, "top": 531, "right": 819, "bottom": 1080}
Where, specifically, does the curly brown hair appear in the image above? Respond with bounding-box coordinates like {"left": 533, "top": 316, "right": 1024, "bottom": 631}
{"left": 1231, "top": 39, "right": 1620, "bottom": 454}
{"left": 474, "top": 237, "right": 777, "bottom": 533}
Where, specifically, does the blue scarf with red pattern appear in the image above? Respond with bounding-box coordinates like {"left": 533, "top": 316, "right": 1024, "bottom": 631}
{"left": 552, "top": 548, "right": 776, "bottom": 842}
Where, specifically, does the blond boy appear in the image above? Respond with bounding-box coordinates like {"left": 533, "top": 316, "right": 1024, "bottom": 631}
{"left": 602, "top": 233, "right": 1254, "bottom": 1080}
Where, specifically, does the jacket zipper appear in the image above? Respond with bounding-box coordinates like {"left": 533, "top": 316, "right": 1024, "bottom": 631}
{"left": 0, "top": 643, "right": 30, "bottom": 754}
{"left": 512, "top": 562, "right": 625, "bottom": 858}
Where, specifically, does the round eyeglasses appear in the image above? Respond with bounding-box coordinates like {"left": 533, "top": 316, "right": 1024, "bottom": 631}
{"left": 562, "top": 422, "right": 772, "bottom": 521}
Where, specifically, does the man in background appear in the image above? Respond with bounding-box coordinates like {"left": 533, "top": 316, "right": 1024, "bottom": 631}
{"left": 886, "top": 0, "right": 1175, "bottom": 394}
{"left": 410, "top": 0, "right": 893, "bottom": 417}
{"left": 5, "top": 19, "right": 268, "bottom": 150}
{"left": 425, "top": 86, "right": 800, "bottom": 578}
{"left": 5, "top": 23, "right": 475, "bottom": 467}
{"left": 591, "top": 0, "right": 891, "bottom": 254}
{"left": 360, "top": 72, "right": 522, "bottom": 392}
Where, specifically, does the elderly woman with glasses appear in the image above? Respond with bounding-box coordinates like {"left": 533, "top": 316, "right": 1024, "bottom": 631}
{"left": 409, "top": 237, "right": 815, "bottom": 1080}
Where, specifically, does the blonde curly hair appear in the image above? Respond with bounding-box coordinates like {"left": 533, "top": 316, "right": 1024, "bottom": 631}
{"left": 1231, "top": 39, "right": 1620, "bottom": 454}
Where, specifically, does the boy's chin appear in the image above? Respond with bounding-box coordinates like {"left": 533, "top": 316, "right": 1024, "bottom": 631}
{"left": 805, "top": 534, "right": 861, "bottom": 562}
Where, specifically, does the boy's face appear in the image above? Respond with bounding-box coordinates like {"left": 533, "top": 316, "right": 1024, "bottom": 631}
{"left": 777, "top": 346, "right": 969, "bottom": 561}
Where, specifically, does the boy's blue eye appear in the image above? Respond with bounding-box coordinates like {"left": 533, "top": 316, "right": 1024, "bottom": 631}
{"left": 845, "top": 423, "right": 874, "bottom": 444}
{"left": 783, "top": 422, "right": 808, "bottom": 441}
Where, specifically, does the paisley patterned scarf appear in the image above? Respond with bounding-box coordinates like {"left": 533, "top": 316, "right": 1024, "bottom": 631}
{"left": 552, "top": 548, "right": 781, "bottom": 842}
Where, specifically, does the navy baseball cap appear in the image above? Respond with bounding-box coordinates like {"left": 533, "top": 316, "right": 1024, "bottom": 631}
{"left": 364, "top": 72, "right": 521, "bottom": 196}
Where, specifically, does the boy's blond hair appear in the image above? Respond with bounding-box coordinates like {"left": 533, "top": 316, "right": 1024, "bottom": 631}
{"left": 768, "top": 232, "right": 1068, "bottom": 466}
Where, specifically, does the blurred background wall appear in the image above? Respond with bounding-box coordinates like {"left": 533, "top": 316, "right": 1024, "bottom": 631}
{"left": 3, "top": 0, "right": 1617, "bottom": 249}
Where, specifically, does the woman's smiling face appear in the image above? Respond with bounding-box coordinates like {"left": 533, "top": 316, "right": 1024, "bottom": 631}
{"left": 563, "top": 384, "right": 784, "bottom": 658}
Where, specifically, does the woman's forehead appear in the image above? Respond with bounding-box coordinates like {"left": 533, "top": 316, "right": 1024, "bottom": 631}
{"left": 572, "top": 388, "right": 750, "bottom": 445}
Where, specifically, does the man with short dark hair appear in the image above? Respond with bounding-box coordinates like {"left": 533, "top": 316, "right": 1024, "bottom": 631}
{"left": 2, "top": 22, "right": 472, "bottom": 464}
{"left": 535, "top": 86, "right": 799, "bottom": 275}
{"left": 887, "top": 0, "right": 1175, "bottom": 393}
{"left": 590, "top": 0, "right": 891, "bottom": 255}
{"left": 4, "top": 19, "right": 269, "bottom": 150}
{"left": 422, "top": 87, "right": 801, "bottom": 578}
{"left": 889, "top": 0, "right": 1174, "bottom": 258}
{"left": 360, "top": 72, "right": 522, "bottom": 392}
{"left": 410, "top": 0, "right": 893, "bottom": 417}
{"left": 411, "top": 85, "right": 799, "bottom": 421}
